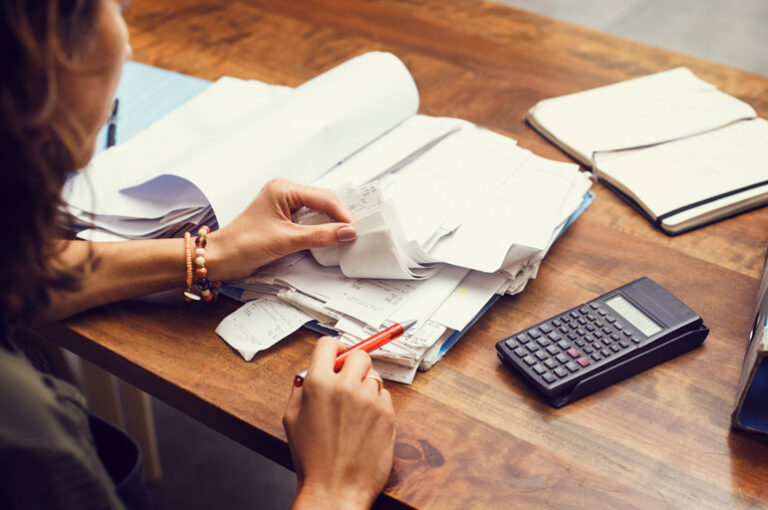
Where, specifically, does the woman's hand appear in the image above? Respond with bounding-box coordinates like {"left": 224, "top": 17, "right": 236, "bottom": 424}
{"left": 208, "top": 178, "right": 356, "bottom": 281}
{"left": 284, "top": 337, "right": 396, "bottom": 510}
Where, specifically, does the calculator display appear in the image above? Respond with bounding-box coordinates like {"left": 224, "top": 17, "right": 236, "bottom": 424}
{"left": 605, "top": 295, "right": 662, "bottom": 336}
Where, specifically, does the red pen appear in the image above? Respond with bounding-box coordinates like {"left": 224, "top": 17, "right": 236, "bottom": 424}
{"left": 293, "top": 319, "right": 417, "bottom": 387}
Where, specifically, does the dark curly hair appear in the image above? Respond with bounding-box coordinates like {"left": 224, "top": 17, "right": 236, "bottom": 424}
{"left": 0, "top": 0, "right": 101, "bottom": 340}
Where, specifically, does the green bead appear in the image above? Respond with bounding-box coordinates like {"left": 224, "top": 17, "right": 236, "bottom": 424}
{"left": 195, "top": 256, "right": 206, "bottom": 267}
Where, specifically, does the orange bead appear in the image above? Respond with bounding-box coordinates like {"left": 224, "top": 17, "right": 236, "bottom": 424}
{"left": 196, "top": 267, "right": 207, "bottom": 277}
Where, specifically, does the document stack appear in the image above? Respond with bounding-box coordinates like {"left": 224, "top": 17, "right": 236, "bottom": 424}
{"left": 64, "top": 53, "right": 592, "bottom": 383}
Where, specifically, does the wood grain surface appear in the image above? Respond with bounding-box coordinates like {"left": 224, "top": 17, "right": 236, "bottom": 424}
{"left": 51, "top": 0, "right": 768, "bottom": 508}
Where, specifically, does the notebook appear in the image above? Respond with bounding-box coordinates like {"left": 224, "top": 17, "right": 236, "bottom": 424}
{"left": 527, "top": 68, "right": 767, "bottom": 235}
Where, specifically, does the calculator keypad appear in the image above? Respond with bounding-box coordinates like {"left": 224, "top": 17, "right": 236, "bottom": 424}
{"left": 501, "top": 300, "right": 644, "bottom": 395}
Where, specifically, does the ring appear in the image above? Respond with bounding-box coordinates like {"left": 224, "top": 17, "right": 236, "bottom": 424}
{"left": 364, "top": 374, "right": 384, "bottom": 393}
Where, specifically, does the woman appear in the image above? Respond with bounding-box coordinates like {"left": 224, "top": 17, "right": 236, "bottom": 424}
{"left": 0, "top": 0, "right": 395, "bottom": 509}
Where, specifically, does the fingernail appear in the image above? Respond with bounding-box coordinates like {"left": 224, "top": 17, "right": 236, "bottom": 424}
{"left": 336, "top": 225, "right": 356, "bottom": 243}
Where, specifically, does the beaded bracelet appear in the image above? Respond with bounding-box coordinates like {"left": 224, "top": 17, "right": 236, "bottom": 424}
{"left": 183, "top": 226, "right": 219, "bottom": 303}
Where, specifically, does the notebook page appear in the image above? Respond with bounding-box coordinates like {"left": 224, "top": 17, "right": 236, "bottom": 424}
{"left": 529, "top": 68, "right": 756, "bottom": 164}
{"left": 595, "top": 118, "right": 768, "bottom": 221}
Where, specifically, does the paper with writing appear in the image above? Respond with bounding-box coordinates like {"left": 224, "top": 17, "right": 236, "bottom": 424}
{"left": 215, "top": 298, "right": 311, "bottom": 361}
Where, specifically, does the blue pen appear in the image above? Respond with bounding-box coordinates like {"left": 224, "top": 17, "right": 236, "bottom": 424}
{"left": 106, "top": 98, "right": 119, "bottom": 148}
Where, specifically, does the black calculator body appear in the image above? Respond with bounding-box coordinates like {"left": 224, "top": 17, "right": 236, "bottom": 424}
{"left": 496, "top": 277, "right": 708, "bottom": 408}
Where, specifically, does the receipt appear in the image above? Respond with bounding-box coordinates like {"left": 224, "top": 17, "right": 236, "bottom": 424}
{"left": 215, "top": 297, "right": 311, "bottom": 361}
{"left": 324, "top": 278, "right": 418, "bottom": 328}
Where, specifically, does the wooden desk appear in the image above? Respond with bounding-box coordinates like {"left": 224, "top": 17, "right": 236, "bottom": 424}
{"left": 53, "top": 0, "right": 768, "bottom": 508}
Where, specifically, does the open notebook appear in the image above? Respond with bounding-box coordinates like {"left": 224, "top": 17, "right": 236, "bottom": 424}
{"left": 527, "top": 68, "right": 766, "bottom": 235}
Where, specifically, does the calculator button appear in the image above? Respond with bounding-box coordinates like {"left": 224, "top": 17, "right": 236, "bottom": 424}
{"left": 623, "top": 330, "right": 632, "bottom": 337}
{"left": 632, "top": 336, "right": 642, "bottom": 344}
{"left": 589, "top": 303, "right": 599, "bottom": 310}
{"left": 565, "top": 361, "right": 579, "bottom": 372}
{"left": 594, "top": 320, "right": 604, "bottom": 328}
{"left": 610, "top": 344, "right": 621, "bottom": 352}
{"left": 537, "top": 337, "right": 549, "bottom": 347}
{"left": 554, "top": 367, "right": 568, "bottom": 378}
{"left": 575, "top": 339, "right": 585, "bottom": 347}
{"left": 559, "top": 326, "right": 569, "bottom": 334}
{"left": 577, "top": 318, "right": 587, "bottom": 325}
{"left": 535, "top": 350, "right": 548, "bottom": 360}
{"left": 583, "top": 345, "right": 593, "bottom": 354}
{"left": 619, "top": 340, "right": 630, "bottom": 348}
{"left": 569, "top": 322, "right": 578, "bottom": 329}
{"left": 515, "top": 333, "right": 528, "bottom": 342}
{"left": 577, "top": 356, "right": 591, "bottom": 367}
{"left": 561, "top": 315, "right": 571, "bottom": 322}
{"left": 584, "top": 335, "right": 594, "bottom": 343}
{"left": 585, "top": 324, "right": 595, "bottom": 332}
{"left": 539, "top": 324, "right": 552, "bottom": 334}
{"left": 576, "top": 327, "right": 586, "bottom": 335}
{"left": 548, "top": 332, "right": 561, "bottom": 341}
{"left": 591, "top": 353, "right": 602, "bottom": 361}
{"left": 505, "top": 339, "right": 518, "bottom": 349}
{"left": 552, "top": 319, "right": 561, "bottom": 327}
{"left": 528, "top": 329, "right": 541, "bottom": 339}
{"left": 614, "top": 322, "right": 623, "bottom": 330}
{"left": 601, "top": 348, "right": 611, "bottom": 357}
{"left": 546, "top": 345, "right": 559, "bottom": 355}
{"left": 611, "top": 334, "right": 621, "bottom": 341}
{"left": 567, "top": 332, "right": 577, "bottom": 340}
{"left": 586, "top": 313, "right": 595, "bottom": 321}
{"left": 602, "top": 338, "right": 612, "bottom": 346}
{"left": 591, "top": 342, "right": 602, "bottom": 351}
{"left": 523, "top": 355, "right": 536, "bottom": 365}
{"left": 544, "top": 359, "right": 557, "bottom": 369}
{"left": 597, "top": 309, "right": 607, "bottom": 316}
{"left": 579, "top": 307, "right": 588, "bottom": 314}
{"left": 526, "top": 342, "right": 539, "bottom": 352}
{"left": 532, "top": 363, "right": 546, "bottom": 375}
{"left": 593, "top": 331, "right": 603, "bottom": 339}
{"left": 569, "top": 311, "right": 579, "bottom": 319}
{"left": 542, "top": 372, "right": 556, "bottom": 384}
{"left": 602, "top": 327, "right": 612, "bottom": 334}
{"left": 555, "top": 353, "right": 568, "bottom": 364}
{"left": 606, "top": 315, "right": 616, "bottom": 323}
{"left": 557, "top": 340, "right": 570, "bottom": 350}
{"left": 566, "top": 348, "right": 580, "bottom": 358}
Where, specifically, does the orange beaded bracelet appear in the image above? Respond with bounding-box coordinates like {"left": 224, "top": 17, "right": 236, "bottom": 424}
{"left": 183, "top": 226, "right": 219, "bottom": 303}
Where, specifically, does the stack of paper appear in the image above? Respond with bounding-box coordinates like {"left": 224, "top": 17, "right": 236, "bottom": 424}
{"left": 63, "top": 53, "right": 592, "bottom": 383}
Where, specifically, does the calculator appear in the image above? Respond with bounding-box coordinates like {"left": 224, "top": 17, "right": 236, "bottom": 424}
{"left": 495, "top": 277, "right": 709, "bottom": 408}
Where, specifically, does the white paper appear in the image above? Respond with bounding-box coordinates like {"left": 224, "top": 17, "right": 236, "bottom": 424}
{"left": 529, "top": 67, "right": 757, "bottom": 163}
{"left": 595, "top": 118, "right": 768, "bottom": 224}
{"left": 215, "top": 298, "right": 311, "bottom": 361}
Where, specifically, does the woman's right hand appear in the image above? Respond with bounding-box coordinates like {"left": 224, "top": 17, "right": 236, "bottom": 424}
{"left": 283, "top": 337, "right": 396, "bottom": 510}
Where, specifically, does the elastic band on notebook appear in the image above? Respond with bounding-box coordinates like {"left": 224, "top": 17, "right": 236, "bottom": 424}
{"left": 656, "top": 178, "right": 768, "bottom": 224}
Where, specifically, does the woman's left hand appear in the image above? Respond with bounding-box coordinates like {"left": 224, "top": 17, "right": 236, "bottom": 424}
{"left": 207, "top": 178, "right": 356, "bottom": 281}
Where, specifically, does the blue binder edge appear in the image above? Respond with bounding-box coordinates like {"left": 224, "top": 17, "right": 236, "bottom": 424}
{"left": 735, "top": 358, "right": 768, "bottom": 432}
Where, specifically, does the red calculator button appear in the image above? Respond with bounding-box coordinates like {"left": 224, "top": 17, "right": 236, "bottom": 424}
{"left": 577, "top": 356, "right": 591, "bottom": 367}
{"left": 566, "top": 348, "right": 580, "bottom": 358}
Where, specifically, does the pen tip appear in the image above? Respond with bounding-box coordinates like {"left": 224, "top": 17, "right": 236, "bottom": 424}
{"left": 400, "top": 319, "right": 417, "bottom": 331}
